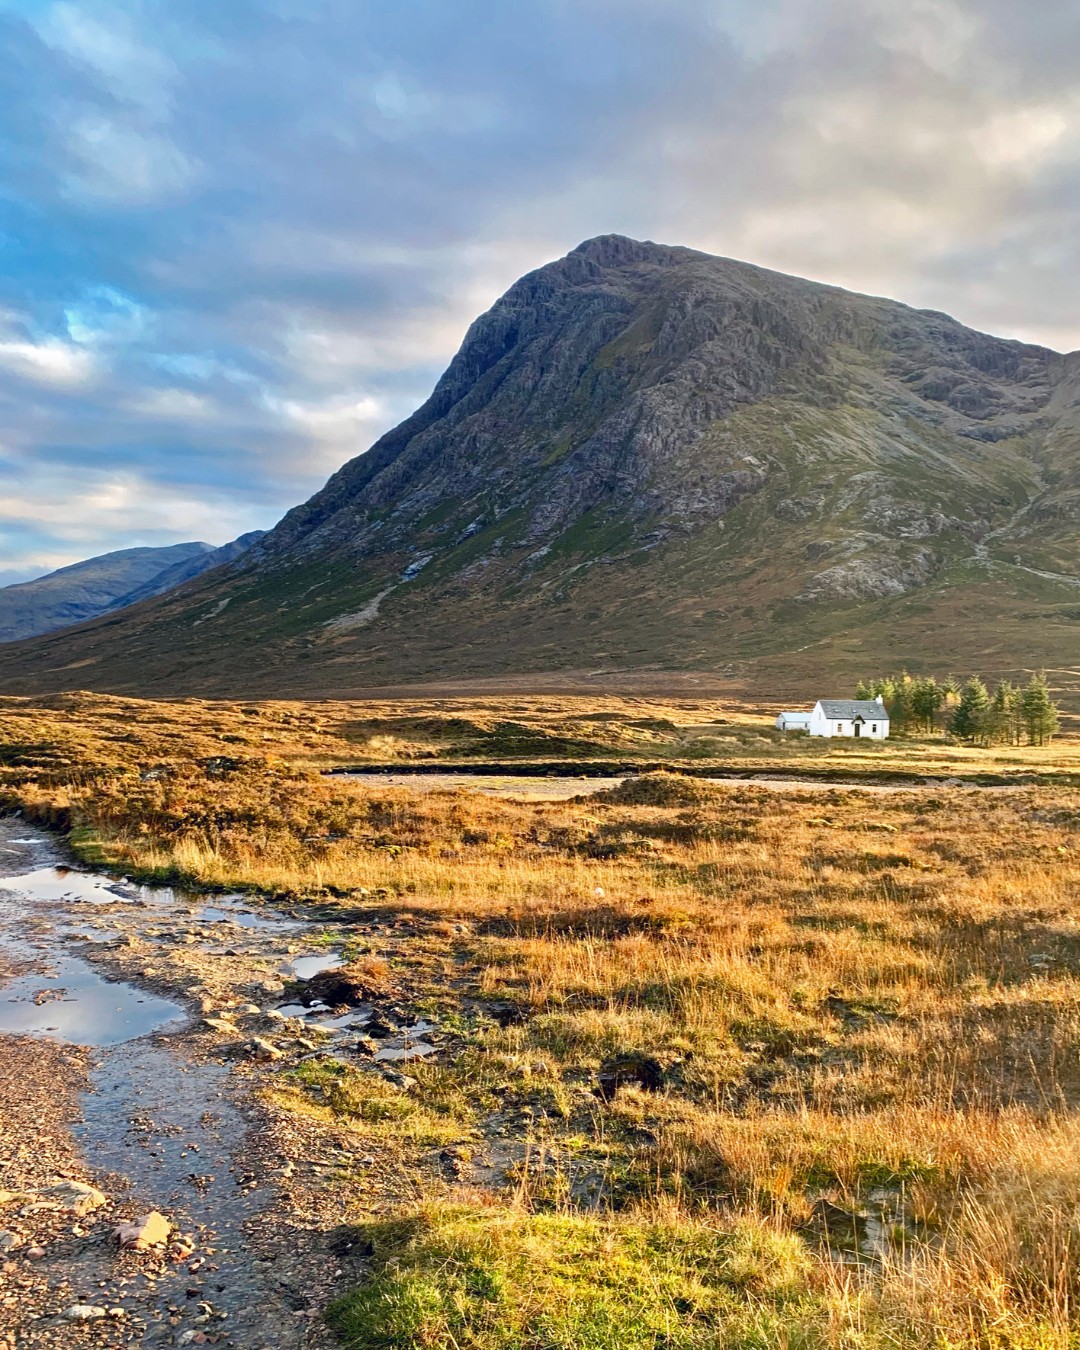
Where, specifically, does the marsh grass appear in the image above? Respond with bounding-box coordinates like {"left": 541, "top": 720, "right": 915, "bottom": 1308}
{"left": 3, "top": 694, "right": 1080, "bottom": 1347}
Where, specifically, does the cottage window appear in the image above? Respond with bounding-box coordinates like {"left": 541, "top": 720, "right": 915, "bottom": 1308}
{"left": 836, "top": 723, "right": 842, "bottom": 733}
{"left": 871, "top": 724, "right": 877, "bottom": 733}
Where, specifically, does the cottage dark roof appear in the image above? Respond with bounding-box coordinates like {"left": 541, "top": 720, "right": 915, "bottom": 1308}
{"left": 817, "top": 699, "right": 888, "bottom": 720}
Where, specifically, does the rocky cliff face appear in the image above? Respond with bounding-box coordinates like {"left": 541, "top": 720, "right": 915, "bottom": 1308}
{"left": 2, "top": 236, "right": 1078, "bottom": 696}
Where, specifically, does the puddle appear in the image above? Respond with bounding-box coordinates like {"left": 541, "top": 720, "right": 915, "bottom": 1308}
{"left": 0, "top": 953, "right": 185, "bottom": 1045}
{"left": 0, "top": 865, "right": 141, "bottom": 906}
{"left": 196, "top": 901, "right": 302, "bottom": 931}
{"left": 285, "top": 950, "right": 343, "bottom": 980}
{"left": 373, "top": 1020, "right": 440, "bottom": 1063}
{"left": 77, "top": 1041, "right": 299, "bottom": 1342}
{"left": 374, "top": 1038, "right": 439, "bottom": 1063}
{"left": 276, "top": 1000, "right": 373, "bottom": 1031}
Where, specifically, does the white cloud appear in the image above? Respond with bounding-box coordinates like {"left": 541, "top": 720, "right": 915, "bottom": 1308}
{"left": 34, "top": 1, "right": 180, "bottom": 116}
{"left": 64, "top": 114, "right": 197, "bottom": 204}
{"left": 0, "top": 336, "right": 97, "bottom": 387}
{"left": 0, "top": 464, "right": 273, "bottom": 552}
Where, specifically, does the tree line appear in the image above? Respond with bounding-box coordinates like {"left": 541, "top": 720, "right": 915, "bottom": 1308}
{"left": 854, "top": 671, "right": 1060, "bottom": 746}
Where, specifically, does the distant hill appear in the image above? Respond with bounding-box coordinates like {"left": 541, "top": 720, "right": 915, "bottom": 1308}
{"left": 0, "top": 533, "right": 264, "bottom": 643}
{"left": 108, "top": 532, "right": 266, "bottom": 610}
{"left": 1, "top": 235, "right": 1078, "bottom": 702}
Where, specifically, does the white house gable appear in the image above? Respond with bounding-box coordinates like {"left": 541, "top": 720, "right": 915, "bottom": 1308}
{"left": 808, "top": 698, "right": 889, "bottom": 739}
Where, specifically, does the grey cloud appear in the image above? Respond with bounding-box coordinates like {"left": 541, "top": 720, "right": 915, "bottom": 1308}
{"left": 0, "top": 0, "right": 1078, "bottom": 577}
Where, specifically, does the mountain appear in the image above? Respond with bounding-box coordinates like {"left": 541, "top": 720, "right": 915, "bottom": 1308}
{"left": 0, "top": 533, "right": 265, "bottom": 644}
{"left": 2, "top": 235, "right": 1079, "bottom": 702}
{"left": 0, "top": 543, "right": 213, "bottom": 643}
{"left": 107, "top": 532, "right": 266, "bottom": 610}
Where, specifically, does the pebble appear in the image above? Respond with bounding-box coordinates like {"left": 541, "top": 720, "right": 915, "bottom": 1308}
{"left": 37, "top": 1179, "right": 107, "bottom": 1216}
{"left": 65, "top": 1304, "right": 107, "bottom": 1321}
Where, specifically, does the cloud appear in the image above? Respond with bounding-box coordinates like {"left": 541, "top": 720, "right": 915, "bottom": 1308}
{"left": 1, "top": 0, "right": 1080, "bottom": 580}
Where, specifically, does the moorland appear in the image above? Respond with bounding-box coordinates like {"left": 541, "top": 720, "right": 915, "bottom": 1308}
{"left": 1, "top": 690, "right": 1079, "bottom": 1347}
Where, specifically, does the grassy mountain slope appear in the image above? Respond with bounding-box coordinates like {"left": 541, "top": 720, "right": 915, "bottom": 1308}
{"left": 1, "top": 235, "right": 1079, "bottom": 699}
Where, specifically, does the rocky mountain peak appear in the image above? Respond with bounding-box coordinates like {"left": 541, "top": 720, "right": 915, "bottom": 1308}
{"left": 2, "top": 238, "right": 1079, "bottom": 697}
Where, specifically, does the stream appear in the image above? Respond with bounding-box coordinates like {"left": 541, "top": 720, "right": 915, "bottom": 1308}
{"left": 0, "top": 818, "right": 350, "bottom": 1348}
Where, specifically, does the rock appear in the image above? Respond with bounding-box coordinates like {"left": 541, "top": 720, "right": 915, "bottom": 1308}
{"left": 0, "top": 1191, "right": 22, "bottom": 1207}
{"left": 203, "top": 1016, "right": 240, "bottom": 1035}
{"left": 365, "top": 1015, "right": 397, "bottom": 1038}
{"left": 37, "top": 1180, "right": 107, "bottom": 1215}
{"left": 381, "top": 1071, "right": 417, "bottom": 1090}
{"left": 116, "top": 1211, "right": 172, "bottom": 1249}
{"left": 352, "top": 1036, "right": 379, "bottom": 1058}
{"left": 596, "top": 1052, "right": 666, "bottom": 1100}
{"left": 301, "top": 960, "right": 392, "bottom": 1007}
{"left": 234, "top": 1003, "right": 261, "bottom": 1015}
{"left": 0, "top": 1232, "right": 16, "bottom": 1252}
{"left": 486, "top": 1001, "right": 526, "bottom": 1027}
{"left": 65, "top": 1305, "right": 107, "bottom": 1321}
{"left": 247, "top": 1037, "right": 284, "bottom": 1061}
{"left": 26, "top": 1245, "right": 46, "bottom": 1259}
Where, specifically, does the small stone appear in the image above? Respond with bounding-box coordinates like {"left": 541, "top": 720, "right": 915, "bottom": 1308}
{"left": 37, "top": 1180, "right": 107, "bottom": 1216}
{"left": 0, "top": 1232, "right": 16, "bottom": 1252}
{"left": 202, "top": 1017, "right": 240, "bottom": 1035}
{"left": 247, "top": 1037, "right": 283, "bottom": 1061}
{"left": 26, "top": 1245, "right": 46, "bottom": 1260}
{"left": 65, "top": 1305, "right": 107, "bottom": 1321}
{"left": 116, "top": 1211, "right": 172, "bottom": 1250}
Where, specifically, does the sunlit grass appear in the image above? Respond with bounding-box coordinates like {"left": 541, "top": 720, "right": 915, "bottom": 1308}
{"left": 3, "top": 694, "right": 1080, "bottom": 1347}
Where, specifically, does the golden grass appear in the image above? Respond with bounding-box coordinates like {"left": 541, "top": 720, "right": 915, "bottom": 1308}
{"left": 3, "top": 693, "right": 1080, "bottom": 1346}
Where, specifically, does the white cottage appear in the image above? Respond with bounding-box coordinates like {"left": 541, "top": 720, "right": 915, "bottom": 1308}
{"left": 808, "top": 698, "right": 889, "bottom": 740}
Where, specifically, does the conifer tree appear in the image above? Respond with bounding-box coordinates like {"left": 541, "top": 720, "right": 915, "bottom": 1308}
{"left": 911, "top": 676, "right": 944, "bottom": 734}
{"left": 950, "top": 676, "right": 991, "bottom": 743}
{"left": 989, "top": 680, "right": 1014, "bottom": 745}
{"left": 1021, "top": 672, "right": 1060, "bottom": 746}
{"left": 881, "top": 672, "right": 911, "bottom": 735}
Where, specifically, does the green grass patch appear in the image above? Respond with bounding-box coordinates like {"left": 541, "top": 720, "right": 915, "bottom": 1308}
{"left": 329, "top": 1204, "right": 824, "bottom": 1350}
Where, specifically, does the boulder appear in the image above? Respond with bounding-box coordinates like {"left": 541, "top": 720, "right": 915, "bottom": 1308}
{"left": 301, "top": 959, "right": 391, "bottom": 1007}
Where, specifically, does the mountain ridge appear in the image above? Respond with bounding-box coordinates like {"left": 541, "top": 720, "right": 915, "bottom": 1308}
{"left": 0, "top": 533, "right": 265, "bottom": 644}
{"left": 2, "top": 235, "right": 1079, "bottom": 701}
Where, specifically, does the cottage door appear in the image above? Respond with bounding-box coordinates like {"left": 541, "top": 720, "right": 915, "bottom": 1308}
{"left": 853, "top": 722, "right": 862, "bottom": 737}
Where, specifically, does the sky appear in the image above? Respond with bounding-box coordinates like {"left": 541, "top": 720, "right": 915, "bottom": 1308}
{"left": 2, "top": 0, "right": 1079, "bottom": 585}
